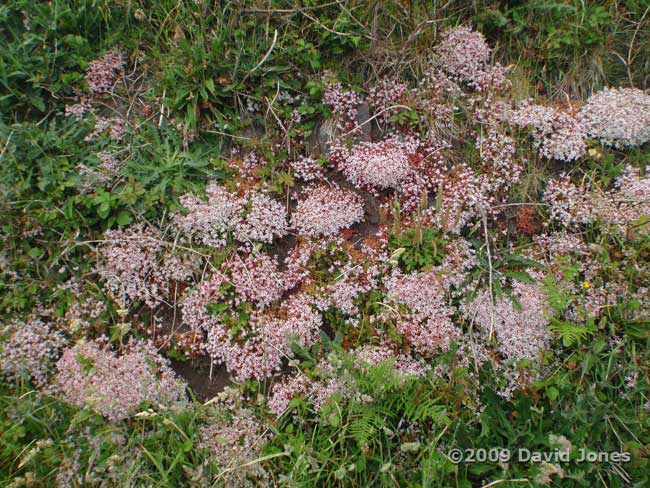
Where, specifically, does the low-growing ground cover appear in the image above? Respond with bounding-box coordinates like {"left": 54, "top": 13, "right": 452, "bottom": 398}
{"left": 1, "top": 1, "right": 649, "bottom": 487}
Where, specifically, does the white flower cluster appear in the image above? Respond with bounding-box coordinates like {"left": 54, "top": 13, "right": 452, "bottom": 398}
{"left": 435, "top": 26, "right": 490, "bottom": 82}
{"left": 511, "top": 101, "right": 586, "bottom": 161}
{"left": 367, "top": 78, "right": 408, "bottom": 124}
{"left": 435, "top": 26, "right": 509, "bottom": 91}
{"left": 290, "top": 155, "right": 324, "bottom": 181}
{"left": 324, "top": 82, "right": 362, "bottom": 134}
{"left": 98, "top": 225, "right": 197, "bottom": 307}
{"left": 98, "top": 225, "right": 164, "bottom": 306}
{"left": 333, "top": 135, "right": 420, "bottom": 191}
{"left": 579, "top": 87, "right": 650, "bottom": 148}
{"left": 53, "top": 338, "right": 187, "bottom": 421}
{"left": 291, "top": 185, "right": 365, "bottom": 238}
{"left": 463, "top": 281, "right": 551, "bottom": 362}
{"left": 384, "top": 270, "right": 458, "bottom": 353}
{"left": 173, "top": 182, "right": 288, "bottom": 248}
{"left": 181, "top": 257, "right": 322, "bottom": 381}
{"left": 235, "top": 190, "right": 289, "bottom": 243}
{"left": 0, "top": 318, "right": 66, "bottom": 387}
{"left": 543, "top": 175, "right": 597, "bottom": 227}
{"left": 544, "top": 166, "right": 650, "bottom": 234}
{"left": 85, "top": 48, "right": 125, "bottom": 93}
{"left": 423, "top": 162, "right": 492, "bottom": 233}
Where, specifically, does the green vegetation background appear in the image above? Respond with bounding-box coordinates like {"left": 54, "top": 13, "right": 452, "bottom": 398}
{"left": 1, "top": 1, "right": 649, "bottom": 487}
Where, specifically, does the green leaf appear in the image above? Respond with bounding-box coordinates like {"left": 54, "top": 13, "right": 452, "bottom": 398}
{"left": 116, "top": 210, "right": 131, "bottom": 226}
{"left": 549, "top": 318, "right": 596, "bottom": 347}
{"left": 500, "top": 253, "right": 547, "bottom": 270}
{"left": 501, "top": 270, "right": 537, "bottom": 284}
{"left": 28, "top": 247, "right": 44, "bottom": 258}
{"left": 204, "top": 78, "right": 215, "bottom": 95}
{"left": 97, "top": 202, "right": 111, "bottom": 219}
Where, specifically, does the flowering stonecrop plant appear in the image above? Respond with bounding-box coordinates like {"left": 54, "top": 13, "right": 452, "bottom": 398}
{"left": 4, "top": 8, "right": 650, "bottom": 488}
{"left": 422, "top": 162, "right": 490, "bottom": 233}
{"left": 173, "top": 183, "right": 239, "bottom": 248}
{"left": 85, "top": 48, "right": 125, "bottom": 94}
{"left": 52, "top": 338, "right": 187, "bottom": 421}
{"left": 290, "top": 155, "right": 324, "bottom": 181}
{"left": 323, "top": 81, "right": 362, "bottom": 135}
{"left": 235, "top": 190, "right": 289, "bottom": 243}
{"left": 435, "top": 26, "right": 490, "bottom": 81}
{"left": 384, "top": 269, "right": 458, "bottom": 353}
{"left": 510, "top": 101, "right": 586, "bottom": 161}
{"left": 463, "top": 280, "right": 551, "bottom": 362}
{"left": 97, "top": 224, "right": 164, "bottom": 306}
{"left": 173, "top": 182, "right": 288, "bottom": 249}
{"left": 63, "top": 47, "right": 131, "bottom": 152}
{"left": 291, "top": 185, "right": 365, "bottom": 238}
{"left": 332, "top": 135, "right": 420, "bottom": 192}
{"left": 477, "top": 129, "right": 521, "bottom": 194}
{"left": 0, "top": 318, "right": 66, "bottom": 387}
{"left": 435, "top": 25, "right": 509, "bottom": 91}
{"left": 367, "top": 78, "right": 409, "bottom": 126}
{"left": 544, "top": 165, "right": 650, "bottom": 235}
{"left": 181, "top": 253, "right": 322, "bottom": 380}
{"left": 579, "top": 87, "right": 650, "bottom": 148}
{"left": 97, "top": 224, "right": 198, "bottom": 308}
{"left": 314, "top": 254, "right": 381, "bottom": 320}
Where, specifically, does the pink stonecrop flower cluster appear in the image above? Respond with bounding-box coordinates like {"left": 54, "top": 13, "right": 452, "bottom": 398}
{"left": 510, "top": 101, "right": 586, "bottom": 161}
{"left": 0, "top": 318, "right": 66, "bottom": 387}
{"left": 236, "top": 190, "right": 289, "bottom": 243}
{"left": 422, "top": 162, "right": 492, "bottom": 233}
{"left": 315, "top": 258, "right": 381, "bottom": 318}
{"left": 52, "top": 338, "right": 187, "bottom": 421}
{"left": 267, "top": 374, "right": 313, "bottom": 416}
{"left": 236, "top": 150, "right": 267, "bottom": 179}
{"left": 435, "top": 26, "right": 490, "bottom": 81}
{"left": 196, "top": 386, "right": 273, "bottom": 485}
{"left": 85, "top": 48, "right": 125, "bottom": 93}
{"left": 291, "top": 185, "right": 365, "bottom": 238}
{"left": 227, "top": 254, "right": 287, "bottom": 308}
{"left": 290, "top": 155, "right": 324, "bottom": 181}
{"left": 332, "top": 135, "right": 421, "bottom": 192}
{"left": 323, "top": 81, "right": 362, "bottom": 134}
{"left": 367, "top": 78, "right": 408, "bottom": 124}
{"left": 477, "top": 129, "right": 521, "bottom": 194}
{"left": 173, "top": 182, "right": 288, "bottom": 248}
{"left": 65, "top": 97, "right": 92, "bottom": 119}
{"left": 97, "top": 224, "right": 197, "bottom": 307}
{"left": 579, "top": 87, "right": 650, "bottom": 148}
{"left": 463, "top": 281, "right": 551, "bottom": 362}
{"left": 98, "top": 224, "right": 163, "bottom": 306}
{"left": 384, "top": 270, "right": 458, "bottom": 353}
{"left": 181, "top": 255, "right": 322, "bottom": 381}
{"left": 435, "top": 26, "right": 509, "bottom": 91}
{"left": 543, "top": 175, "right": 596, "bottom": 227}
{"left": 544, "top": 166, "right": 650, "bottom": 234}
{"left": 417, "top": 69, "right": 461, "bottom": 127}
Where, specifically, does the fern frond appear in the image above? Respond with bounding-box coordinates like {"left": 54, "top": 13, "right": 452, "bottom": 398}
{"left": 550, "top": 318, "right": 596, "bottom": 347}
